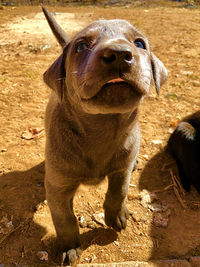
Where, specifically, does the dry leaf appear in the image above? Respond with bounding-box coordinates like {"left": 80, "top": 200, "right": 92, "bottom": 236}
{"left": 170, "top": 119, "right": 180, "bottom": 128}
{"left": 92, "top": 212, "right": 105, "bottom": 226}
{"left": 21, "top": 127, "right": 44, "bottom": 140}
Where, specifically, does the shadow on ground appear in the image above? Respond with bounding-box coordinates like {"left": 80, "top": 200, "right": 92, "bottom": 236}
{"left": 139, "top": 148, "right": 200, "bottom": 261}
{"left": 0, "top": 162, "right": 46, "bottom": 264}
{"left": 0, "top": 161, "right": 117, "bottom": 264}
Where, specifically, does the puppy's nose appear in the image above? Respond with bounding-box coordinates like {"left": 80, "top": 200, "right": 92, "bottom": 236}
{"left": 102, "top": 44, "right": 133, "bottom": 65}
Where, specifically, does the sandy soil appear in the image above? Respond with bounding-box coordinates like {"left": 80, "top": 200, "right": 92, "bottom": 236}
{"left": 0, "top": 3, "right": 200, "bottom": 265}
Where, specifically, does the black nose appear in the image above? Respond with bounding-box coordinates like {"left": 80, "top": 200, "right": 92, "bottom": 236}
{"left": 102, "top": 44, "right": 133, "bottom": 66}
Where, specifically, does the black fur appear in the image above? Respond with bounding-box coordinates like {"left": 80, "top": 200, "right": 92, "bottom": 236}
{"left": 168, "top": 111, "right": 200, "bottom": 193}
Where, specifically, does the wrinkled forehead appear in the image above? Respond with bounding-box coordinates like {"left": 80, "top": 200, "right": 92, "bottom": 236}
{"left": 73, "top": 19, "right": 146, "bottom": 40}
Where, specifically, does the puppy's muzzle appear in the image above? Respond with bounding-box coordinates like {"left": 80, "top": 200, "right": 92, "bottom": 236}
{"left": 79, "top": 39, "right": 143, "bottom": 105}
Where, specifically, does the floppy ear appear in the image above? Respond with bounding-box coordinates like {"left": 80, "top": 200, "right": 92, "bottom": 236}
{"left": 151, "top": 52, "right": 168, "bottom": 95}
{"left": 43, "top": 45, "right": 68, "bottom": 102}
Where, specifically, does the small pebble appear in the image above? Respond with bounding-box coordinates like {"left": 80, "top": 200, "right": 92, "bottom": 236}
{"left": 114, "top": 241, "right": 120, "bottom": 246}
{"left": 140, "top": 189, "right": 158, "bottom": 208}
{"left": 37, "top": 251, "right": 48, "bottom": 261}
{"left": 67, "top": 248, "right": 82, "bottom": 265}
{"left": 152, "top": 139, "right": 163, "bottom": 145}
{"left": 193, "top": 81, "right": 200, "bottom": 87}
{"left": 168, "top": 127, "right": 174, "bottom": 134}
{"left": 79, "top": 216, "right": 87, "bottom": 228}
{"left": 143, "top": 154, "right": 149, "bottom": 160}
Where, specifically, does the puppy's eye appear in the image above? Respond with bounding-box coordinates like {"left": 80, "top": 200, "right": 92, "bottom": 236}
{"left": 134, "top": 39, "right": 146, "bottom": 49}
{"left": 76, "top": 43, "right": 89, "bottom": 53}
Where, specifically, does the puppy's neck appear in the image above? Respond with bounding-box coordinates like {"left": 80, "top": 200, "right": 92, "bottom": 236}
{"left": 60, "top": 96, "right": 138, "bottom": 137}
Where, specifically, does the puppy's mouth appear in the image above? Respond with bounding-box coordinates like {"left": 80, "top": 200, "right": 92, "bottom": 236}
{"left": 90, "top": 77, "right": 140, "bottom": 106}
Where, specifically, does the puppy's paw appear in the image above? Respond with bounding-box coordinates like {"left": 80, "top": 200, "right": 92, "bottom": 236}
{"left": 104, "top": 205, "right": 129, "bottom": 232}
{"left": 50, "top": 236, "right": 81, "bottom": 265}
{"left": 62, "top": 247, "right": 82, "bottom": 266}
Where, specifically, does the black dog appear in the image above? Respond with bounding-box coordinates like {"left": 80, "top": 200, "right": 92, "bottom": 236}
{"left": 168, "top": 110, "right": 200, "bottom": 193}
{"left": 42, "top": 7, "right": 168, "bottom": 263}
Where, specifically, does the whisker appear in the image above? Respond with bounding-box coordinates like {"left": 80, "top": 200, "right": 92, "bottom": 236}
{"left": 56, "top": 77, "right": 66, "bottom": 81}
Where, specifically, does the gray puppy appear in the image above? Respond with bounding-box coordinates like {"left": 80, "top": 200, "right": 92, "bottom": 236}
{"left": 42, "top": 7, "right": 167, "bottom": 263}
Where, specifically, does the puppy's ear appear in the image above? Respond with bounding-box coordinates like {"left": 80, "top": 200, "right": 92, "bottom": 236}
{"left": 151, "top": 52, "right": 168, "bottom": 95}
{"left": 43, "top": 45, "right": 68, "bottom": 102}
{"left": 42, "top": 6, "right": 70, "bottom": 48}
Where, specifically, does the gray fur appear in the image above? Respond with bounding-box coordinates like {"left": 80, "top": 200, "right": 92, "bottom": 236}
{"left": 42, "top": 8, "right": 168, "bottom": 263}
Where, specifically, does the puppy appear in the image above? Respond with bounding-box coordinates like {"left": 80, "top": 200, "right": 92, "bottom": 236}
{"left": 42, "top": 7, "right": 168, "bottom": 263}
{"left": 168, "top": 110, "right": 200, "bottom": 194}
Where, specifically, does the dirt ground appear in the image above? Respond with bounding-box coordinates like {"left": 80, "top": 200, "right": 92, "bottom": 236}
{"left": 0, "top": 2, "right": 200, "bottom": 266}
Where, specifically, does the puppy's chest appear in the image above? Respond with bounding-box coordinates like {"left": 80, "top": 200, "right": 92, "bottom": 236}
{"left": 51, "top": 110, "right": 137, "bottom": 178}
{"left": 79, "top": 131, "right": 119, "bottom": 167}
{"left": 65, "top": 127, "right": 124, "bottom": 177}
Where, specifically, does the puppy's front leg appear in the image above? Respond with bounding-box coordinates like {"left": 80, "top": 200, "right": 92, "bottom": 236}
{"left": 104, "top": 170, "right": 131, "bottom": 231}
{"left": 45, "top": 174, "right": 80, "bottom": 262}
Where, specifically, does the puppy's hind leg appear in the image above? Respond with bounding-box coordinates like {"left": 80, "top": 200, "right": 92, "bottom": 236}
{"left": 45, "top": 172, "right": 81, "bottom": 264}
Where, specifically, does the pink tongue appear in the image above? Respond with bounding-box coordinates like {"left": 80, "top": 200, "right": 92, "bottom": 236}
{"left": 107, "top": 78, "right": 124, "bottom": 84}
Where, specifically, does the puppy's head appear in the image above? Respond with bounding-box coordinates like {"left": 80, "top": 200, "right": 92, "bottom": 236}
{"left": 43, "top": 10, "right": 167, "bottom": 114}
